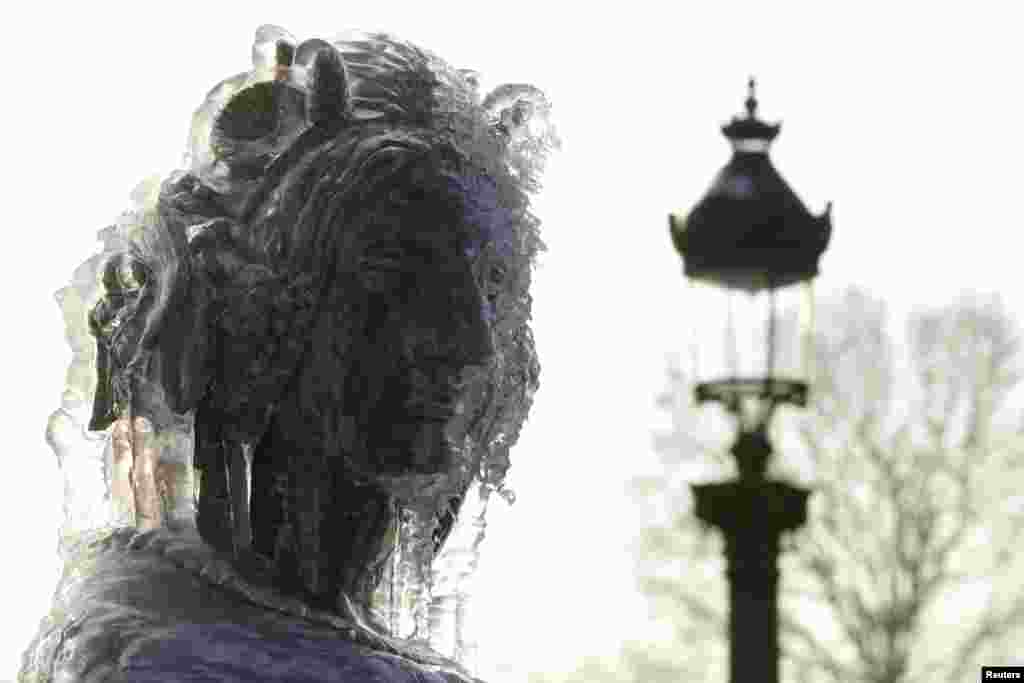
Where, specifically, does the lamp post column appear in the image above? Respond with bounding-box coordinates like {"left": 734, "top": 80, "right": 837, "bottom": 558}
{"left": 692, "top": 431, "right": 810, "bottom": 683}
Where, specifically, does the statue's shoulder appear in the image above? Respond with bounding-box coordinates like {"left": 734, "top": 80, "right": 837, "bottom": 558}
{"left": 20, "top": 528, "right": 481, "bottom": 683}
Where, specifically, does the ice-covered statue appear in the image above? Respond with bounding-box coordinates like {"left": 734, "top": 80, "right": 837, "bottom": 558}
{"left": 21, "top": 25, "right": 556, "bottom": 682}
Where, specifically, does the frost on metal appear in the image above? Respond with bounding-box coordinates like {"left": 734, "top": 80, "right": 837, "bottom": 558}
{"left": 27, "top": 24, "right": 556, "bottom": 681}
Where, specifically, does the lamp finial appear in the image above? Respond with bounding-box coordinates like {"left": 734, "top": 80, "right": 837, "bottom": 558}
{"left": 745, "top": 76, "right": 758, "bottom": 119}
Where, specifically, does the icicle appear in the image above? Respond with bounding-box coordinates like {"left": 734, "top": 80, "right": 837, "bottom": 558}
{"left": 426, "top": 481, "right": 491, "bottom": 664}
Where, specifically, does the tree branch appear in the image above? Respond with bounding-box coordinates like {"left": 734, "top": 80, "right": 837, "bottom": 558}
{"left": 780, "top": 611, "right": 855, "bottom": 683}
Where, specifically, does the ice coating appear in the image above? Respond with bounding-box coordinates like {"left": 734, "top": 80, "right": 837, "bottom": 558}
{"left": 48, "top": 174, "right": 197, "bottom": 554}
{"left": 37, "top": 23, "right": 558, "bottom": 675}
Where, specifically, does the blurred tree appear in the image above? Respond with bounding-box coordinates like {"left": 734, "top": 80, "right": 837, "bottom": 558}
{"left": 635, "top": 287, "right": 1024, "bottom": 683}
{"left": 524, "top": 287, "right": 1024, "bottom": 683}
{"left": 779, "top": 288, "right": 1024, "bottom": 683}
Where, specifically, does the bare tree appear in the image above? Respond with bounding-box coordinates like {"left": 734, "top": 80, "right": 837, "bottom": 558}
{"left": 632, "top": 287, "right": 1024, "bottom": 683}
{"left": 781, "top": 288, "right": 1024, "bottom": 683}
{"left": 527, "top": 287, "right": 1024, "bottom": 683}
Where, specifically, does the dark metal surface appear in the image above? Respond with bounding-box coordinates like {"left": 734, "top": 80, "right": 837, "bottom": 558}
{"left": 669, "top": 79, "right": 832, "bottom": 293}
{"left": 695, "top": 377, "right": 808, "bottom": 409}
{"left": 692, "top": 458, "right": 810, "bottom": 683}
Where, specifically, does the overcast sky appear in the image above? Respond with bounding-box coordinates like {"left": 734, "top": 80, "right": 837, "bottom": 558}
{"left": 3, "top": 2, "right": 1021, "bottom": 681}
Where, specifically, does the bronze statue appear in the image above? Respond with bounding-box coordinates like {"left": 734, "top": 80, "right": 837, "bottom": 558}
{"left": 22, "top": 25, "right": 556, "bottom": 682}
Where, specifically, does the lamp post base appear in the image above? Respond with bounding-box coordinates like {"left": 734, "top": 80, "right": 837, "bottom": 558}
{"left": 692, "top": 477, "right": 809, "bottom": 683}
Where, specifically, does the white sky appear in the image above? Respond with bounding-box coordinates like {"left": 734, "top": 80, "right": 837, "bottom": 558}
{"left": 3, "top": 2, "right": 1022, "bottom": 681}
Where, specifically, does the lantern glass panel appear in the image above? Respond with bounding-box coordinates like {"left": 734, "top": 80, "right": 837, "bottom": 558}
{"left": 770, "top": 280, "right": 814, "bottom": 383}
{"left": 686, "top": 278, "right": 813, "bottom": 389}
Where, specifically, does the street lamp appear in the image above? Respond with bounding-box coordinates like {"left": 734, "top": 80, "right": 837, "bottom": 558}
{"left": 668, "top": 78, "right": 832, "bottom": 683}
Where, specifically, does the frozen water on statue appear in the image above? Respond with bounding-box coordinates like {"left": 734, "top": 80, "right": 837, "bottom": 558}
{"left": 23, "top": 24, "right": 558, "bottom": 683}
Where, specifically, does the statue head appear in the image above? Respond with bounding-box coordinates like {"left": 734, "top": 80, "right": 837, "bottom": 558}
{"left": 50, "top": 25, "right": 557, "bottom": 622}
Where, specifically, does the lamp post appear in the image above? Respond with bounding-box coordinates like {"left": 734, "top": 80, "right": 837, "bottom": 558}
{"left": 668, "top": 78, "right": 832, "bottom": 683}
